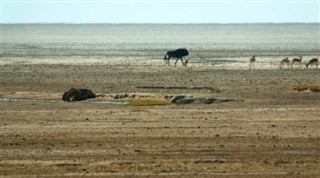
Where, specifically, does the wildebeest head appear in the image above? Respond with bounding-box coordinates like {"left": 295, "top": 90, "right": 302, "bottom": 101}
{"left": 183, "top": 49, "right": 189, "bottom": 56}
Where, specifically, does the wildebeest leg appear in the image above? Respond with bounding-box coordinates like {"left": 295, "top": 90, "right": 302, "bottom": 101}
{"left": 175, "top": 58, "right": 179, "bottom": 66}
{"left": 164, "top": 54, "right": 169, "bottom": 65}
{"left": 180, "top": 58, "right": 184, "bottom": 65}
{"left": 167, "top": 57, "right": 171, "bottom": 65}
{"left": 175, "top": 58, "right": 184, "bottom": 66}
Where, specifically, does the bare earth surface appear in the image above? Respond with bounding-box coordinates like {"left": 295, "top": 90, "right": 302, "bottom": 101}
{"left": 0, "top": 64, "right": 320, "bottom": 177}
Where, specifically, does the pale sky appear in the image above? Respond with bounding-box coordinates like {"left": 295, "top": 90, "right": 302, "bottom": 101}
{"left": 1, "top": 0, "right": 320, "bottom": 23}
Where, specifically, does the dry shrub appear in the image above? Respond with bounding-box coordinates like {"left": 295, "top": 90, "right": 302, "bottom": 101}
{"left": 293, "top": 85, "right": 320, "bottom": 92}
{"left": 126, "top": 99, "right": 171, "bottom": 106}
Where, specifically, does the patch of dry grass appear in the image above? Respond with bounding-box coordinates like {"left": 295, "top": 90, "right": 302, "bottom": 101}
{"left": 126, "top": 99, "right": 171, "bottom": 106}
{"left": 293, "top": 84, "right": 320, "bottom": 92}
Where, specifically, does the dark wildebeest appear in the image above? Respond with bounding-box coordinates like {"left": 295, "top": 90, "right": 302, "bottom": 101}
{"left": 164, "top": 48, "right": 189, "bottom": 66}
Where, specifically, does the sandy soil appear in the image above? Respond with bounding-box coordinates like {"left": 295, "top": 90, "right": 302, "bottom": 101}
{"left": 0, "top": 64, "right": 320, "bottom": 177}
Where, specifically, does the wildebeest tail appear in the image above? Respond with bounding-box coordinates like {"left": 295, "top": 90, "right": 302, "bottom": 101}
{"left": 164, "top": 54, "right": 168, "bottom": 60}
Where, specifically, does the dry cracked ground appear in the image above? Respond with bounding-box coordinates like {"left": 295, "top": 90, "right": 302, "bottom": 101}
{"left": 1, "top": 64, "right": 320, "bottom": 177}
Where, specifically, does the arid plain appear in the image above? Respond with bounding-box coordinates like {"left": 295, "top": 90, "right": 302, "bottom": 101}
{"left": 1, "top": 62, "right": 320, "bottom": 177}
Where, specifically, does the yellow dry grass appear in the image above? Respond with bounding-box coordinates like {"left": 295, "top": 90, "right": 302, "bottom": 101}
{"left": 293, "top": 84, "right": 320, "bottom": 92}
{"left": 126, "top": 99, "right": 171, "bottom": 106}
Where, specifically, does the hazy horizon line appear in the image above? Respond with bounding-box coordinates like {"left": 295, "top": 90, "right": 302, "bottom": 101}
{"left": 1, "top": 22, "right": 319, "bottom": 25}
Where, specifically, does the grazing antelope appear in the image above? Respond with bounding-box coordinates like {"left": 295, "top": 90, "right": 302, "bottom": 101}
{"left": 249, "top": 55, "right": 256, "bottom": 70}
{"left": 306, "top": 58, "right": 318, "bottom": 69}
{"left": 291, "top": 56, "right": 302, "bottom": 69}
{"left": 279, "top": 57, "right": 290, "bottom": 69}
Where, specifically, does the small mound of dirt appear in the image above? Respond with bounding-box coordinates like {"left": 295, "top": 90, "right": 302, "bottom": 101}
{"left": 62, "top": 88, "right": 95, "bottom": 102}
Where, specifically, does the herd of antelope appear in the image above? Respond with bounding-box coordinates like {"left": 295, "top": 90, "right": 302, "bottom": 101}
{"left": 249, "top": 56, "right": 318, "bottom": 70}
{"left": 163, "top": 48, "right": 318, "bottom": 69}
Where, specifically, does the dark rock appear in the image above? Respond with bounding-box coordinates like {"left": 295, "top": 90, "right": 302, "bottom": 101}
{"left": 62, "top": 88, "right": 95, "bottom": 102}
{"left": 113, "top": 94, "right": 120, "bottom": 99}
{"left": 174, "top": 98, "right": 196, "bottom": 104}
{"left": 168, "top": 95, "right": 241, "bottom": 105}
{"left": 213, "top": 99, "right": 236, "bottom": 103}
{"left": 164, "top": 95, "right": 174, "bottom": 100}
{"left": 204, "top": 98, "right": 217, "bottom": 104}
{"left": 113, "top": 93, "right": 129, "bottom": 99}
{"left": 170, "top": 95, "right": 186, "bottom": 103}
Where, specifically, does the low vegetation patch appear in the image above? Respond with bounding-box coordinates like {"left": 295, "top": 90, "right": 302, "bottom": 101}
{"left": 126, "top": 99, "right": 171, "bottom": 106}
{"left": 293, "top": 84, "right": 320, "bottom": 92}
